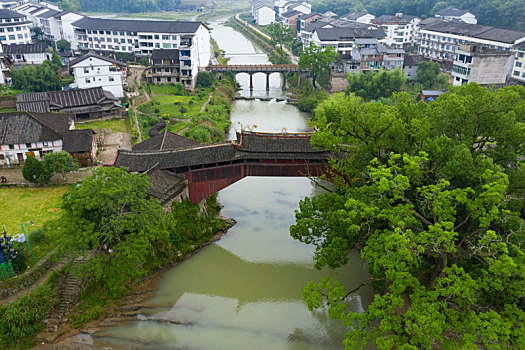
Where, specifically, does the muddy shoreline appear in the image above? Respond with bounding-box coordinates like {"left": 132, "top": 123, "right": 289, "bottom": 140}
{"left": 32, "top": 217, "right": 236, "bottom": 350}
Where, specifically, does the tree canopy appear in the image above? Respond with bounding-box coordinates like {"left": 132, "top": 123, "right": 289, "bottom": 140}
{"left": 299, "top": 44, "right": 337, "bottom": 88}
{"left": 346, "top": 69, "right": 407, "bottom": 100}
{"left": 11, "top": 53, "right": 63, "bottom": 93}
{"left": 416, "top": 60, "right": 449, "bottom": 89}
{"left": 42, "top": 151, "right": 79, "bottom": 181}
{"left": 292, "top": 84, "right": 525, "bottom": 349}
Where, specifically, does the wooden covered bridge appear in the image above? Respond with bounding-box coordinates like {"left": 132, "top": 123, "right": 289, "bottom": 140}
{"left": 208, "top": 64, "right": 308, "bottom": 90}
{"left": 114, "top": 131, "right": 328, "bottom": 204}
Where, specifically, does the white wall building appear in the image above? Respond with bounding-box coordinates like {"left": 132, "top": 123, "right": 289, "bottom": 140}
{"left": 339, "top": 12, "right": 375, "bottom": 24}
{"left": 70, "top": 53, "right": 127, "bottom": 98}
{"left": 0, "top": 9, "right": 31, "bottom": 45}
{"left": 435, "top": 7, "right": 477, "bottom": 24}
{"left": 311, "top": 27, "right": 386, "bottom": 56}
{"left": 251, "top": 3, "right": 275, "bottom": 26}
{"left": 371, "top": 13, "right": 420, "bottom": 48}
{"left": 418, "top": 19, "right": 525, "bottom": 69}
{"left": 511, "top": 42, "right": 525, "bottom": 83}
{"left": 4, "top": 43, "right": 50, "bottom": 64}
{"left": 0, "top": 0, "right": 24, "bottom": 9}
{"left": 284, "top": 2, "right": 311, "bottom": 15}
{"left": 451, "top": 44, "right": 513, "bottom": 86}
{"left": 12, "top": 2, "right": 49, "bottom": 26}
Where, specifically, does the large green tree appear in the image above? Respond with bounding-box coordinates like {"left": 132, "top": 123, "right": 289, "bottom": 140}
{"left": 346, "top": 68, "right": 407, "bottom": 100}
{"left": 292, "top": 84, "right": 525, "bottom": 349}
{"left": 299, "top": 44, "right": 337, "bottom": 88}
{"left": 267, "top": 23, "right": 293, "bottom": 56}
{"left": 22, "top": 155, "right": 53, "bottom": 185}
{"left": 11, "top": 55, "right": 62, "bottom": 93}
{"left": 416, "top": 60, "right": 448, "bottom": 89}
{"left": 42, "top": 151, "right": 79, "bottom": 181}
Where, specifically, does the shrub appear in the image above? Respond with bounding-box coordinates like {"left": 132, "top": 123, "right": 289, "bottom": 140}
{"left": 22, "top": 156, "right": 52, "bottom": 185}
{"left": 28, "top": 228, "right": 47, "bottom": 244}
{"left": 11, "top": 246, "right": 27, "bottom": 273}
{"left": 196, "top": 71, "right": 214, "bottom": 88}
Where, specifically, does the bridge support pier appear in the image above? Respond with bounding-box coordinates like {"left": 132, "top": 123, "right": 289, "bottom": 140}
{"left": 249, "top": 74, "right": 254, "bottom": 91}
{"left": 265, "top": 73, "right": 270, "bottom": 91}
{"left": 282, "top": 73, "right": 286, "bottom": 90}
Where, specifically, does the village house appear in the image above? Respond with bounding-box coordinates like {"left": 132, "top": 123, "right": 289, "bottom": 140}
{"left": 434, "top": 6, "right": 477, "bottom": 24}
{"left": 69, "top": 53, "right": 127, "bottom": 98}
{"left": 4, "top": 43, "right": 50, "bottom": 64}
{"left": 250, "top": 2, "right": 275, "bottom": 26}
{"left": 451, "top": 44, "right": 514, "bottom": 86}
{"left": 0, "top": 111, "right": 96, "bottom": 167}
{"left": 371, "top": 14, "right": 421, "bottom": 48}
{"left": 16, "top": 86, "right": 121, "bottom": 120}
{"left": 339, "top": 12, "right": 375, "bottom": 24}
{"left": 280, "top": 10, "right": 303, "bottom": 32}
{"left": 403, "top": 54, "right": 424, "bottom": 80}
{"left": 145, "top": 49, "right": 182, "bottom": 86}
{"left": 310, "top": 27, "right": 386, "bottom": 57}
{"left": 345, "top": 38, "right": 404, "bottom": 73}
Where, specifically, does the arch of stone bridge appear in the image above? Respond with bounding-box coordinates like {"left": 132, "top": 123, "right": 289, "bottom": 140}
{"left": 233, "top": 71, "right": 286, "bottom": 91}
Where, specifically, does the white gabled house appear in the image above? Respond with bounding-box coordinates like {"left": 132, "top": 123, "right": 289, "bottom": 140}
{"left": 4, "top": 43, "right": 51, "bottom": 64}
{"left": 69, "top": 53, "right": 127, "bottom": 98}
{"left": 251, "top": 2, "right": 275, "bottom": 26}
{"left": 435, "top": 7, "right": 477, "bottom": 24}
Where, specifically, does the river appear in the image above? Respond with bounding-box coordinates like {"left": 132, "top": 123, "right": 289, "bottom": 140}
{"left": 93, "top": 20, "right": 371, "bottom": 350}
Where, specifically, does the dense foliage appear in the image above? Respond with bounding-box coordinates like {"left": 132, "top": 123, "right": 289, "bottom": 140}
{"left": 299, "top": 44, "right": 337, "bottom": 88}
{"left": 197, "top": 71, "right": 214, "bottom": 88}
{"left": 0, "top": 282, "right": 57, "bottom": 349}
{"left": 292, "top": 84, "right": 525, "bottom": 349}
{"left": 43, "top": 151, "right": 79, "bottom": 181}
{"left": 11, "top": 53, "right": 63, "bottom": 93}
{"left": 22, "top": 156, "right": 53, "bottom": 185}
{"left": 346, "top": 68, "right": 407, "bottom": 100}
{"left": 312, "top": 0, "right": 525, "bottom": 31}
{"left": 416, "top": 60, "right": 449, "bottom": 89}
{"left": 50, "top": 0, "right": 183, "bottom": 13}
{"left": 54, "top": 167, "right": 227, "bottom": 300}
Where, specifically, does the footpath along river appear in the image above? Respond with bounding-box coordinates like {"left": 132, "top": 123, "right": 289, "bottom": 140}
{"left": 93, "top": 19, "right": 371, "bottom": 350}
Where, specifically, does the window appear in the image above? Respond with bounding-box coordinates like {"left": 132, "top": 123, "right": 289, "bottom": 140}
{"left": 163, "top": 43, "right": 170, "bottom": 48}
{"left": 107, "top": 38, "right": 112, "bottom": 42}
{"left": 8, "top": 35, "right": 14, "bottom": 40}
{"left": 0, "top": 36, "right": 5, "bottom": 40}
{"left": 154, "top": 35, "right": 159, "bottom": 39}
{"left": 121, "top": 38, "right": 125, "bottom": 43}
{"left": 0, "top": 28, "right": 3, "bottom": 32}
{"left": 9, "top": 145, "right": 14, "bottom": 150}
{"left": 109, "top": 66, "right": 117, "bottom": 72}
{"left": 514, "top": 71, "right": 520, "bottom": 76}
{"left": 155, "top": 43, "right": 160, "bottom": 48}
{"left": 162, "top": 35, "right": 169, "bottom": 40}
{"left": 516, "top": 62, "right": 522, "bottom": 67}
{"left": 106, "top": 31, "right": 110, "bottom": 35}
{"left": 83, "top": 67, "right": 89, "bottom": 73}
{"left": 26, "top": 143, "right": 31, "bottom": 148}
{"left": 85, "top": 78, "right": 91, "bottom": 83}
{"left": 16, "top": 27, "right": 20, "bottom": 31}
{"left": 43, "top": 141, "right": 48, "bottom": 146}
{"left": 120, "top": 31, "right": 125, "bottom": 36}
{"left": 113, "top": 31, "right": 118, "bottom": 35}
{"left": 7, "top": 27, "right": 13, "bottom": 32}
{"left": 518, "top": 52, "right": 524, "bottom": 58}
{"left": 109, "top": 76, "right": 114, "bottom": 82}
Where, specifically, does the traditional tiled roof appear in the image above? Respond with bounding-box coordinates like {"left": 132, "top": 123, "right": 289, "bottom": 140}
{"left": 4, "top": 44, "right": 47, "bottom": 55}
{"left": 404, "top": 54, "right": 425, "bottom": 66}
{"left": 315, "top": 27, "right": 386, "bottom": 41}
{"left": 38, "top": 9, "right": 60, "bottom": 18}
{"left": 435, "top": 6, "right": 470, "bottom": 17}
{"left": 63, "top": 129, "right": 93, "bottom": 153}
{"left": 0, "top": 9, "right": 26, "bottom": 19}
{"left": 150, "top": 49, "right": 180, "bottom": 61}
{"left": 421, "top": 19, "right": 525, "bottom": 44}
{"left": 281, "top": 10, "right": 301, "bottom": 18}
{"left": 298, "top": 13, "right": 321, "bottom": 21}
{"left": 133, "top": 131, "right": 199, "bottom": 151}
{"left": 0, "top": 112, "right": 62, "bottom": 144}
{"left": 145, "top": 164, "right": 187, "bottom": 204}
{"left": 69, "top": 53, "right": 126, "bottom": 67}
{"left": 31, "top": 112, "right": 74, "bottom": 134}
{"left": 341, "top": 12, "right": 371, "bottom": 20}
{"left": 72, "top": 17, "right": 203, "bottom": 34}
{"left": 115, "top": 133, "right": 328, "bottom": 173}
{"left": 515, "top": 41, "right": 525, "bottom": 49}
{"left": 372, "top": 14, "right": 418, "bottom": 25}
{"left": 301, "top": 21, "right": 330, "bottom": 32}
{"left": 17, "top": 87, "right": 118, "bottom": 113}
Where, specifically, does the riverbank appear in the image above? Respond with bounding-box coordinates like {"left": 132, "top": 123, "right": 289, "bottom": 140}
{"left": 32, "top": 215, "right": 237, "bottom": 350}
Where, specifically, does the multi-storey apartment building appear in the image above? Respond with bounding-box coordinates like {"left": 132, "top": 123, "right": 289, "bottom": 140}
{"left": 0, "top": 9, "right": 31, "bottom": 45}
{"left": 371, "top": 13, "right": 421, "bottom": 48}
{"left": 451, "top": 44, "right": 514, "bottom": 86}
{"left": 511, "top": 42, "right": 525, "bottom": 83}
{"left": 145, "top": 49, "right": 183, "bottom": 85}
{"left": 418, "top": 18, "right": 525, "bottom": 69}
{"left": 311, "top": 26, "right": 386, "bottom": 57}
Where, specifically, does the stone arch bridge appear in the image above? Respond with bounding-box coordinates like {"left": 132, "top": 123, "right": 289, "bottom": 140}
{"left": 114, "top": 131, "right": 328, "bottom": 204}
{"left": 208, "top": 64, "right": 308, "bottom": 90}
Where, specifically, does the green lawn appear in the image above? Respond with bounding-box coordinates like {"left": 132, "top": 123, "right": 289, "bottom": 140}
{"left": 76, "top": 118, "right": 129, "bottom": 133}
{"left": 138, "top": 93, "right": 210, "bottom": 120}
{"left": 0, "top": 187, "right": 68, "bottom": 235}
{"left": 149, "top": 84, "right": 184, "bottom": 95}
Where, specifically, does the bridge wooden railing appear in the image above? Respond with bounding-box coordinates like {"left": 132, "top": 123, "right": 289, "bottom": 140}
{"left": 209, "top": 64, "right": 304, "bottom": 72}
